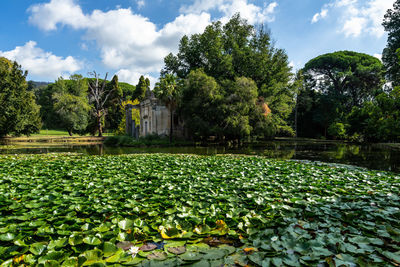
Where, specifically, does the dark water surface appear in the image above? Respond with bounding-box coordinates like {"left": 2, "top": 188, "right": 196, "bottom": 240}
{"left": 1, "top": 140, "right": 400, "bottom": 173}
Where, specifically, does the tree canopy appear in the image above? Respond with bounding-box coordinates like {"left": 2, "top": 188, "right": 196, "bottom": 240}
{"left": 161, "top": 14, "right": 295, "bottom": 140}
{"left": 297, "top": 51, "right": 384, "bottom": 138}
{"left": 383, "top": 0, "right": 400, "bottom": 86}
{"left": 0, "top": 57, "right": 41, "bottom": 136}
{"left": 52, "top": 75, "right": 90, "bottom": 136}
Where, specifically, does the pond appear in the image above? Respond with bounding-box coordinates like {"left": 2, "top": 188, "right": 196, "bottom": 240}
{"left": 1, "top": 139, "right": 400, "bottom": 173}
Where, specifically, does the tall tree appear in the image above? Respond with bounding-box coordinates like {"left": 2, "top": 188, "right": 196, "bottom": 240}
{"left": 154, "top": 74, "right": 181, "bottom": 142}
{"left": 298, "top": 51, "right": 384, "bottom": 138}
{"left": 161, "top": 14, "right": 295, "bottom": 137}
{"left": 0, "top": 57, "right": 41, "bottom": 136}
{"left": 88, "top": 72, "right": 117, "bottom": 137}
{"left": 135, "top": 76, "right": 150, "bottom": 101}
{"left": 382, "top": 0, "right": 400, "bottom": 86}
{"left": 180, "top": 69, "right": 224, "bottom": 140}
{"left": 104, "top": 75, "right": 123, "bottom": 131}
{"left": 52, "top": 75, "right": 90, "bottom": 136}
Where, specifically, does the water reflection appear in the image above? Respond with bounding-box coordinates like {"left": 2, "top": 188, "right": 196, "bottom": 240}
{"left": 1, "top": 140, "right": 399, "bottom": 173}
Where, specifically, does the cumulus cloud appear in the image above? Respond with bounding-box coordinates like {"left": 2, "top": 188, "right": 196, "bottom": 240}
{"left": 180, "top": 0, "right": 278, "bottom": 24}
{"left": 136, "top": 0, "right": 145, "bottom": 9}
{"left": 311, "top": 9, "right": 328, "bottom": 23}
{"left": 28, "top": 0, "right": 88, "bottom": 31}
{"left": 0, "top": 41, "right": 82, "bottom": 80}
{"left": 311, "top": 0, "right": 393, "bottom": 38}
{"left": 28, "top": 0, "right": 212, "bottom": 83}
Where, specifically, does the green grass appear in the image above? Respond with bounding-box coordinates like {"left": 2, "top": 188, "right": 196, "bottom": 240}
{"left": 0, "top": 154, "right": 399, "bottom": 266}
{"left": 34, "top": 130, "right": 71, "bottom": 136}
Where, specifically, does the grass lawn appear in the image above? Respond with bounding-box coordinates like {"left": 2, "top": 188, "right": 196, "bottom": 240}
{"left": 0, "top": 154, "right": 399, "bottom": 266}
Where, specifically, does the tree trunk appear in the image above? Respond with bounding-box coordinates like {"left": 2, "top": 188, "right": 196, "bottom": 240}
{"left": 97, "top": 116, "right": 103, "bottom": 137}
{"left": 68, "top": 129, "right": 73, "bottom": 136}
{"left": 169, "top": 107, "right": 173, "bottom": 143}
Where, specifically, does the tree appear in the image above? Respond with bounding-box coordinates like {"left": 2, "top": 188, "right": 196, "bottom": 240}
{"left": 88, "top": 72, "right": 118, "bottom": 137}
{"left": 382, "top": 0, "right": 400, "bottom": 86}
{"left": 154, "top": 74, "right": 181, "bottom": 142}
{"left": 161, "top": 14, "right": 295, "bottom": 138}
{"left": 180, "top": 69, "right": 224, "bottom": 140}
{"left": 0, "top": 57, "right": 41, "bottom": 136}
{"left": 303, "top": 51, "right": 384, "bottom": 110}
{"left": 104, "top": 75, "right": 123, "bottom": 131}
{"left": 220, "top": 77, "right": 259, "bottom": 140}
{"left": 52, "top": 75, "right": 90, "bottom": 136}
{"left": 298, "top": 51, "right": 384, "bottom": 138}
{"left": 134, "top": 76, "right": 150, "bottom": 101}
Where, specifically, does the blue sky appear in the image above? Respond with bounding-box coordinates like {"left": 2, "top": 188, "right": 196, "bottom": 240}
{"left": 0, "top": 0, "right": 394, "bottom": 85}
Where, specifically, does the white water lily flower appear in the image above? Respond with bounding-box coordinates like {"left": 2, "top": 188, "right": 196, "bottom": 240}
{"left": 128, "top": 246, "right": 140, "bottom": 258}
{"left": 271, "top": 236, "right": 278, "bottom": 242}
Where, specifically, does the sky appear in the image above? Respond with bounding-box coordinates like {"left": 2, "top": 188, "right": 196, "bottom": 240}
{"left": 0, "top": 0, "right": 395, "bottom": 86}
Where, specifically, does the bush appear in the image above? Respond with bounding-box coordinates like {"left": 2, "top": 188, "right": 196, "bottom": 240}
{"left": 328, "top": 122, "right": 346, "bottom": 140}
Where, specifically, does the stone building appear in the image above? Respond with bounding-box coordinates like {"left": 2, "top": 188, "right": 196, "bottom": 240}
{"left": 139, "top": 92, "right": 171, "bottom": 137}
{"left": 125, "top": 91, "right": 184, "bottom": 138}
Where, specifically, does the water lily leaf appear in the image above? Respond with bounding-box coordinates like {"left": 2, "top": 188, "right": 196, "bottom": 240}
{"left": 80, "top": 249, "right": 103, "bottom": 261}
{"left": 147, "top": 251, "right": 167, "bottom": 261}
{"left": 83, "top": 236, "right": 102, "bottom": 245}
{"left": 48, "top": 238, "right": 68, "bottom": 249}
{"left": 102, "top": 242, "right": 118, "bottom": 257}
{"left": 29, "top": 242, "right": 47, "bottom": 255}
{"left": 179, "top": 251, "right": 203, "bottom": 261}
{"left": 203, "top": 248, "right": 228, "bottom": 260}
{"left": 38, "top": 251, "right": 65, "bottom": 264}
{"left": 118, "top": 219, "right": 134, "bottom": 230}
{"left": 116, "top": 241, "right": 134, "bottom": 250}
{"left": 167, "top": 246, "right": 186, "bottom": 255}
{"left": 381, "top": 251, "right": 400, "bottom": 263}
{"left": 190, "top": 260, "right": 210, "bottom": 267}
{"left": 140, "top": 243, "right": 158, "bottom": 252}
{"left": 68, "top": 235, "right": 83, "bottom": 246}
{"left": 0, "top": 233, "right": 15, "bottom": 241}
{"left": 62, "top": 257, "right": 79, "bottom": 267}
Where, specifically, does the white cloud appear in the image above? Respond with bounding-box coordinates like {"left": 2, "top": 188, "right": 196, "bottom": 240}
{"left": 311, "top": 0, "right": 393, "bottom": 38}
{"left": 137, "top": 0, "right": 145, "bottom": 9}
{"left": 117, "top": 69, "right": 157, "bottom": 88}
{"left": 28, "top": 0, "right": 211, "bottom": 83}
{"left": 311, "top": 8, "right": 328, "bottom": 23}
{"left": 28, "top": 0, "right": 88, "bottom": 31}
{"left": 180, "top": 0, "right": 278, "bottom": 24}
{"left": 0, "top": 41, "right": 82, "bottom": 80}
{"left": 374, "top": 53, "right": 382, "bottom": 61}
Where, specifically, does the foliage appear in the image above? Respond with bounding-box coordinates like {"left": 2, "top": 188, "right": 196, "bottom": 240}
{"left": 0, "top": 154, "right": 399, "bottom": 266}
{"left": 382, "top": 0, "right": 400, "bottom": 86}
{"left": 104, "top": 75, "right": 124, "bottom": 131}
{"left": 347, "top": 87, "right": 400, "bottom": 142}
{"left": 114, "top": 99, "right": 140, "bottom": 136}
{"left": 134, "top": 76, "right": 150, "bottom": 101}
{"left": 0, "top": 57, "right": 41, "bottom": 137}
{"left": 162, "top": 14, "right": 296, "bottom": 138}
{"left": 327, "top": 122, "right": 347, "bottom": 140}
{"left": 52, "top": 75, "right": 90, "bottom": 136}
{"left": 297, "top": 51, "right": 384, "bottom": 138}
{"left": 180, "top": 69, "right": 224, "bottom": 139}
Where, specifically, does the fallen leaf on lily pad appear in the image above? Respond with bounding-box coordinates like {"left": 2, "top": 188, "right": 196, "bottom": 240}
{"left": 167, "top": 246, "right": 186, "bottom": 255}
{"left": 140, "top": 243, "right": 157, "bottom": 252}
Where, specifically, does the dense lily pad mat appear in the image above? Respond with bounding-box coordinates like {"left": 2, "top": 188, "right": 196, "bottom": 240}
{"left": 0, "top": 154, "right": 399, "bottom": 266}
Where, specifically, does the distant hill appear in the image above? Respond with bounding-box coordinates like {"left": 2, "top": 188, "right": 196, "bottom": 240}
{"left": 27, "top": 81, "right": 51, "bottom": 90}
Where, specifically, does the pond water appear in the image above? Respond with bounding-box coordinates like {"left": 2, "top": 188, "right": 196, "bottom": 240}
{"left": 1, "top": 139, "right": 400, "bottom": 173}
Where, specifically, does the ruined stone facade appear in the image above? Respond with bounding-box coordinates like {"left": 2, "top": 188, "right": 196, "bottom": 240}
{"left": 139, "top": 92, "right": 171, "bottom": 137}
